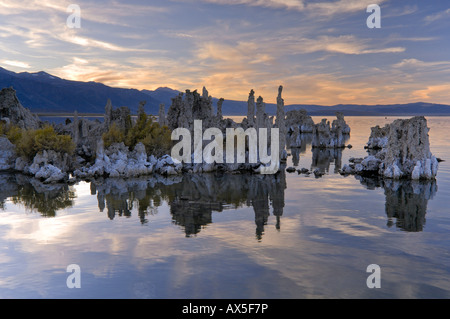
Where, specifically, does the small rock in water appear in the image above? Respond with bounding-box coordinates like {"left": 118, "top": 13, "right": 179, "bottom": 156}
{"left": 298, "top": 168, "right": 310, "bottom": 174}
{"left": 286, "top": 167, "right": 296, "bottom": 173}
{"left": 313, "top": 168, "right": 324, "bottom": 177}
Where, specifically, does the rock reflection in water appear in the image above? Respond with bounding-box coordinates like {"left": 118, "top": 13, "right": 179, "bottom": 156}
{"left": 91, "top": 175, "right": 182, "bottom": 224}
{"left": 0, "top": 173, "right": 76, "bottom": 217}
{"left": 311, "top": 148, "right": 343, "bottom": 174}
{"left": 91, "top": 172, "right": 286, "bottom": 239}
{"left": 288, "top": 133, "right": 344, "bottom": 174}
{"left": 287, "top": 133, "right": 312, "bottom": 166}
{"left": 171, "top": 172, "right": 286, "bottom": 239}
{"left": 357, "top": 175, "right": 437, "bottom": 232}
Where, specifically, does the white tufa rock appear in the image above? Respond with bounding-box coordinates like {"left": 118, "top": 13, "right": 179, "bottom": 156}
{"left": 366, "top": 124, "right": 389, "bottom": 150}
{"left": 0, "top": 137, "right": 16, "bottom": 171}
{"left": 342, "top": 117, "right": 438, "bottom": 180}
{"left": 34, "top": 164, "right": 66, "bottom": 183}
{"left": 381, "top": 117, "right": 438, "bottom": 180}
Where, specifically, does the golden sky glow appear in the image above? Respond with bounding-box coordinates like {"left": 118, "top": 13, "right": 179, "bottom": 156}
{"left": 1, "top": 0, "right": 450, "bottom": 105}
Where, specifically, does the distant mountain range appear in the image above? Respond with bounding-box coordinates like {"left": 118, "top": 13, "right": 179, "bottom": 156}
{"left": 1, "top": 66, "right": 450, "bottom": 116}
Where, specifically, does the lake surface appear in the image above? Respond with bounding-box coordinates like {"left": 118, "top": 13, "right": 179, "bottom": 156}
{"left": 0, "top": 116, "right": 449, "bottom": 299}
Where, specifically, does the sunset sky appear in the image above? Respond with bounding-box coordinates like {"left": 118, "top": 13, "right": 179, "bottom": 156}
{"left": 1, "top": 0, "right": 450, "bottom": 105}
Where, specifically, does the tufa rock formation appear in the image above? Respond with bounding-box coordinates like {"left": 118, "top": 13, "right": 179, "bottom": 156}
{"left": 0, "top": 87, "right": 40, "bottom": 129}
{"left": 158, "top": 103, "right": 167, "bottom": 127}
{"left": 312, "top": 118, "right": 345, "bottom": 149}
{"left": 285, "top": 109, "right": 315, "bottom": 134}
{"left": 332, "top": 112, "right": 351, "bottom": 135}
{"left": 311, "top": 112, "right": 350, "bottom": 149}
{"left": 380, "top": 116, "right": 438, "bottom": 180}
{"left": 247, "top": 89, "right": 255, "bottom": 127}
{"left": 365, "top": 124, "right": 389, "bottom": 150}
{"left": 341, "top": 116, "right": 438, "bottom": 180}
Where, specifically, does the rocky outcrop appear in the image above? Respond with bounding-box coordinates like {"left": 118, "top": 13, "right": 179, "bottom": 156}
{"left": 381, "top": 116, "right": 438, "bottom": 180}
{"left": 65, "top": 111, "right": 104, "bottom": 161}
{"left": 312, "top": 118, "right": 346, "bottom": 149}
{"left": 311, "top": 112, "right": 352, "bottom": 149}
{"left": 0, "top": 87, "right": 40, "bottom": 129}
{"left": 104, "top": 99, "right": 113, "bottom": 129}
{"left": 256, "top": 96, "right": 272, "bottom": 130}
{"left": 341, "top": 116, "right": 438, "bottom": 180}
{"left": 0, "top": 137, "right": 16, "bottom": 171}
{"left": 285, "top": 109, "right": 315, "bottom": 133}
{"left": 10, "top": 150, "right": 73, "bottom": 184}
{"left": 73, "top": 140, "right": 182, "bottom": 179}
{"left": 286, "top": 126, "right": 302, "bottom": 148}
{"left": 216, "top": 98, "right": 224, "bottom": 121}
{"left": 158, "top": 103, "right": 166, "bottom": 126}
{"left": 167, "top": 86, "right": 285, "bottom": 173}
{"left": 247, "top": 90, "right": 255, "bottom": 127}
{"left": 286, "top": 111, "right": 348, "bottom": 152}
{"left": 276, "top": 86, "right": 286, "bottom": 161}
{"left": 167, "top": 87, "right": 226, "bottom": 131}
{"left": 365, "top": 124, "right": 389, "bottom": 150}
{"left": 332, "top": 112, "right": 351, "bottom": 135}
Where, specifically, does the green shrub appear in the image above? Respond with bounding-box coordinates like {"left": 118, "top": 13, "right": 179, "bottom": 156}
{"left": 0, "top": 122, "right": 22, "bottom": 144}
{"left": 15, "top": 125, "right": 75, "bottom": 160}
{"left": 102, "top": 113, "right": 172, "bottom": 157}
{"left": 6, "top": 125, "right": 23, "bottom": 145}
{"left": 102, "top": 122, "right": 125, "bottom": 149}
{"left": 1, "top": 123, "right": 75, "bottom": 160}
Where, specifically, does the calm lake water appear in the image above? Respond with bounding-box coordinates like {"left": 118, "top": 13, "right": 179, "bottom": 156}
{"left": 0, "top": 116, "right": 449, "bottom": 299}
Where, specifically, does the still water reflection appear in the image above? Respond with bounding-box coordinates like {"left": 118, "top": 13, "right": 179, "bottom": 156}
{"left": 0, "top": 116, "right": 449, "bottom": 298}
{"left": 2, "top": 170, "right": 435, "bottom": 237}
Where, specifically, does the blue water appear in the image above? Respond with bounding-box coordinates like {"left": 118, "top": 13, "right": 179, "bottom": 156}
{"left": 0, "top": 116, "right": 449, "bottom": 299}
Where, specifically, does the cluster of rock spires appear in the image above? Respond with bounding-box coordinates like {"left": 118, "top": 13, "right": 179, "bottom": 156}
{"left": 165, "top": 85, "right": 288, "bottom": 173}
{"left": 0, "top": 85, "right": 441, "bottom": 184}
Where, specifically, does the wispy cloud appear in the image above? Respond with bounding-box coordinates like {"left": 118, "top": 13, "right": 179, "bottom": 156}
{"left": 1, "top": 60, "right": 31, "bottom": 69}
{"left": 297, "top": 35, "right": 405, "bottom": 55}
{"left": 57, "top": 30, "right": 162, "bottom": 53}
{"left": 190, "top": 0, "right": 389, "bottom": 16}
{"left": 185, "top": 0, "right": 306, "bottom": 11}
{"left": 412, "top": 84, "right": 450, "bottom": 101}
{"left": 1, "top": 0, "right": 449, "bottom": 105}
{"left": 304, "top": 0, "right": 388, "bottom": 16}
{"left": 424, "top": 8, "right": 450, "bottom": 23}
{"left": 393, "top": 58, "right": 450, "bottom": 69}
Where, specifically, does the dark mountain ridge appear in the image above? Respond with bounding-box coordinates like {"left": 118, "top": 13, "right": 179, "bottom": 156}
{"left": 1, "top": 66, "right": 450, "bottom": 116}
